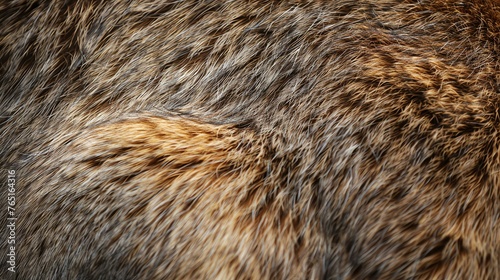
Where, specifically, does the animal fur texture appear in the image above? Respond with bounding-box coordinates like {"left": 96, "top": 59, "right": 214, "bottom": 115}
{"left": 1, "top": 0, "right": 499, "bottom": 279}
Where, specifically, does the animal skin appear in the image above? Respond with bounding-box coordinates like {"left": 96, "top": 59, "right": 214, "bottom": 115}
{"left": 1, "top": 0, "right": 499, "bottom": 279}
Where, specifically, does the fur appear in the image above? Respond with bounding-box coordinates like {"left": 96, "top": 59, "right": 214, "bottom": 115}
{"left": 1, "top": 0, "right": 499, "bottom": 279}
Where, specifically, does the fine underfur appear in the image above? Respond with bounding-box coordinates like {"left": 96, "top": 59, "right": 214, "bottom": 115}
{"left": 1, "top": 0, "right": 499, "bottom": 279}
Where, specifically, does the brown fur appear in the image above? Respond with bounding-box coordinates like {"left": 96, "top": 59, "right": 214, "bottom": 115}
{"left": 1, "top": 0, "right": 499, "bottom": 279}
